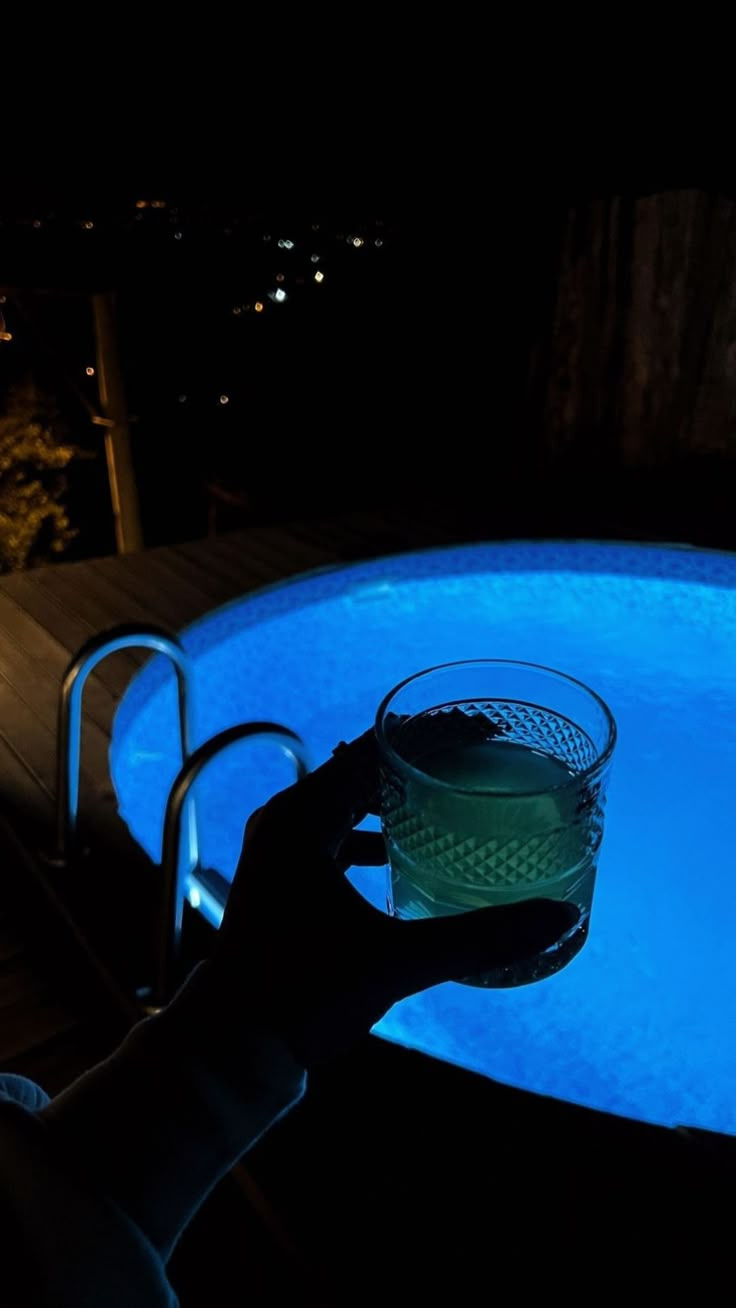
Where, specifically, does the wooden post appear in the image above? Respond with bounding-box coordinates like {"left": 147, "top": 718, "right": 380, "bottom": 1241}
{"left": 92, "top": 292, "right": 144, "bottom": 553}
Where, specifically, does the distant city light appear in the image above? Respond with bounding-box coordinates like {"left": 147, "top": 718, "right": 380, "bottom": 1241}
{"left": 375, "top": 237, "right": 383, "bottom": 247}
{"left": 82, "top": 221, "right": 95, "bottom": 230}
{"left": 310, "top": 253, "right": 320, "bottom": 263}
{"left": 275, "top": 273, "right": 285, "bottom": 283}
{"left": 219, "top": 394, "right": 230, "bottom": 405}
{"left": 254, "top": 301, "right": 264, "bottom": 312}
{"left": 353, "top": 236, "right": 364, "bottom": 248}
{"left": 278, "top": 239, "right": 294, "bottom": 249}
{"left": 314, "top": 270, "right": 325, "bottom": 283}
{"left": 271, "top": 288, "right": 287, "bottom": 303}
{"left": 232, "top": 306, "right": 242, "bottom": 315}
{"left": 151, "top": 200, "right": 167, "bottom": 209}
{"left": 174, "top": 231, "right": 183, "bottom": 240}
{"left": 135, "top": 200, "right": 148, "bottom": 209}
{"left": 178, "top": 395, "right": 187, "bottom": 403}
{"left": 85, "top": 366, "right": 95, "bottom": 376}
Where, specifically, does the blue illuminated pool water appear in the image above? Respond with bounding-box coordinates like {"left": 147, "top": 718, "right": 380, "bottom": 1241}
{"left": 110, "top": 542, "right": 736, "bottom": 1134}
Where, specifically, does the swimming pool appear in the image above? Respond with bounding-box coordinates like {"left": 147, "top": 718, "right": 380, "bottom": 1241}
{"left": 110, "top": 541, "right": 736, "bottom": 1134}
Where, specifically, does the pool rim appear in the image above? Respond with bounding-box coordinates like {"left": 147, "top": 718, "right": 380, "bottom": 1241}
{"left": 110, "top": 536, "right": 736, "bottom": 756}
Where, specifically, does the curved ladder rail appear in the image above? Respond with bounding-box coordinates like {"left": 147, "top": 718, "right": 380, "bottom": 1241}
{"left": 55, "top": 624, "right": 193, "bottom": 865}
{"left": 155, "top": 722, "right": 309, "bottom": 1007}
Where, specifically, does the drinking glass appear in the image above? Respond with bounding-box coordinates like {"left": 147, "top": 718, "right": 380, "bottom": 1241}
{"left": 376, "top": 660, "right": 616, "bottom": 987}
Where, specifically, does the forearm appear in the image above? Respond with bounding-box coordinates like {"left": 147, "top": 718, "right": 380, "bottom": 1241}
{"left": 42, "top": 963, "right": 306, "bottom": 1261}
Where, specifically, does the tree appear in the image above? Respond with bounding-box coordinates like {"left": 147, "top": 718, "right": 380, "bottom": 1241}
{"left": 0, "top": 380, "right": 79, "bottom": 572}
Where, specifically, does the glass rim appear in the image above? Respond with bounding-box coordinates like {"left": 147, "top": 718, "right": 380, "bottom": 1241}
{"left": 374, "top": 658, "right": 617, "bottom": 798}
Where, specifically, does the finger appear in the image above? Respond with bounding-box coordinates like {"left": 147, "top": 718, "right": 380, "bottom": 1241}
{"left": 390, "top": 899, "right": 580, "bottom": 997}
{"left": 337, "top": 829, "right": 387, "bottom": 870}
{"left": 244, "top": 732, "right": 381, "bottom": 866}
{"left": 295, "top": 730, "right": 381, "bottom": 830}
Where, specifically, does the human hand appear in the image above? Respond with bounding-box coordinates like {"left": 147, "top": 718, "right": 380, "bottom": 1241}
{"left": 31, "top": 730, "right": 576, "bottom": 1282}
{"left": 210, "top": 730, "right": 577, "bottom": 1065}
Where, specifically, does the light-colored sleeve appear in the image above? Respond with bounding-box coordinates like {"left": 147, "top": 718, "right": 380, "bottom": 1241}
{"left": 0, "top": 1096, "right": 180, "bottom": 1307}
{"left": 1, "top": 965, "right": 306, "bottom": 1305}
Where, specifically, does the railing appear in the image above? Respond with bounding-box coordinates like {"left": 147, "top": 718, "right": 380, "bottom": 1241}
{"left": 154, "top": 722, "right": 309, "bottom": 1007}
{"left": 55, "top": 624, "right": 192, "bottom": 866}
{"left": 54, "top": 625, "right": 309, "bottom": 1012}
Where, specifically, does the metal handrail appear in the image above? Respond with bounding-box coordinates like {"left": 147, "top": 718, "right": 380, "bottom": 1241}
{"left": 55, "top": 623, "right": 192, "bottom": 865}
{"left": 154, "top": 722, "right": 309, "bottom": 1008}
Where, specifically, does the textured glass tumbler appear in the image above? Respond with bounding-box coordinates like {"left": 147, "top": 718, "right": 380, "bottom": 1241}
{"left": 376, "top": 661, "right": 616, "bottom": 987}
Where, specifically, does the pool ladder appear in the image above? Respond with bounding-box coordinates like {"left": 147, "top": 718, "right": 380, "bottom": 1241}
{"left": 53, "top": 624, "right": 309, "bottom": 1009}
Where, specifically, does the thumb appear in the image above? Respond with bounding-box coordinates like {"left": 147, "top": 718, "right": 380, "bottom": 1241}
{"left": 390, "top": 899, "right": 580, "bottom": 997}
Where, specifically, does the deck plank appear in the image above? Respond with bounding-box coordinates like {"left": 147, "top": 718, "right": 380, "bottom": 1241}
{"left": 0, "top": 608, "right": 116, "bottom": 734}
{"left": 0, "top": 574, "right": 135, "bottom": 701}
{"left": 0, "top": 728, "right": 56, "bottom": 821}
{"left": 187, "top": 536, "right": 286, "bottom": 587}
{"left": 95, "top": 549, "right": 236, "bottom": 615}
{"left": 86, "top": 555, "right": 219, "bottom": 631}
{"left": 31, "top": 567, "right": 144, "bottom": 675}
{"left": 0, "top": 660, "right": 112, "bottom": 798}
{"left": 0, "top": 588, "right": 116, "bottom": 729}
{"left": 162, "top": 538, "right": 293, "bottom": 599}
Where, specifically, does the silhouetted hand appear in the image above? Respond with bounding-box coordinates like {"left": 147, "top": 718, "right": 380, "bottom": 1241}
{"left": 21, "top": 729, "right": 576, "bottom": 1303}
{"left": 210, "top": 730, "right": 577, "bottom": 1064}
